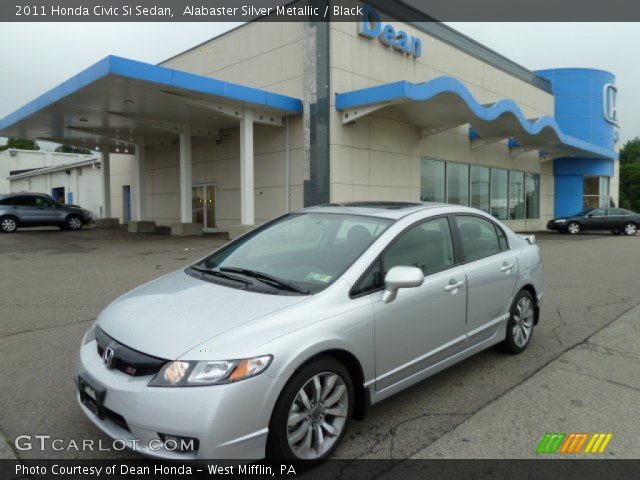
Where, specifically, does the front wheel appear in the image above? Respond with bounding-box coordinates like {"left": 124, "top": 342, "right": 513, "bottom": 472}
{"left": 567, "top": 221, "right": 581, "bottom": 235}
{"left": 0, "top": 216, "right": 18, "bottom": 233}
{"left": 65, "top": 215, "right": 83, "bottom": 231}
{"left": 624, "top": 223, "right": 638, "bottom": 236}
{"left": 503, "top": 290, "right": 535, "bottom": 354}
{"left": 267, "top": 356, "right": 353, "bottom": 462}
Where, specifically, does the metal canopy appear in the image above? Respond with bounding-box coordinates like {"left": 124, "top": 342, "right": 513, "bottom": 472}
{"left": 336, "top": 77, "right": 617, "bottom": 162}
{"left": 0, "top": 56, "right": 303, "bottom": 153}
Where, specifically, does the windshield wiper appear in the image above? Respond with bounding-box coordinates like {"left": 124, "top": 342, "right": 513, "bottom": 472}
{"left": 188, "top": 266, "right": 253, "bottom": 286}
{"left": 219, "top": 267, "right": 310, "bottom": 294}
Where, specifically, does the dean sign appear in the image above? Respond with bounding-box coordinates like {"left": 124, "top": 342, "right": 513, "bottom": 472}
{"left": 358, "top": 5, "right": 423, "bottom": 58}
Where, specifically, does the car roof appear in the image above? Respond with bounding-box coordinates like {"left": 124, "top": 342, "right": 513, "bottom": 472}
{"left": 1, "top": 192, "right": 49, "bottom": 197}
{"left": 298, "top": 201, "right": 448, "bottom": 220}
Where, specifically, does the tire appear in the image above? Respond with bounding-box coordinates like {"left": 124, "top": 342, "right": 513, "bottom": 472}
{"left": 267, "top": 356, "right": 354, "bottom": 462}
{"left": 502, "top": 290, "right": 536, "bottom": 354}
{"left": 567, "top": 221, "right": 581, "bottom": 235}
{"left": 0, "top": 216, "right": 18, "bottom": 233}
{"left": 623, "top": 222, "right": 638, "bottom": 236}
{"left": 65, "top": 215, "right": 83, "bottom": 231}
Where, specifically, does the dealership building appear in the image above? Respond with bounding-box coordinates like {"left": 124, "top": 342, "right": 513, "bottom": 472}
{"left": 0, "top": 2, "right": 619, "bottom": 235}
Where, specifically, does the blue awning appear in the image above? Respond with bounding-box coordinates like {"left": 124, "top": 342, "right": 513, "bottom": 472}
{"left": 0, "top": 56, "right": 303, "bottom": 152}
{"left": 335, "top": 77, "right": 617, "bottom": 162}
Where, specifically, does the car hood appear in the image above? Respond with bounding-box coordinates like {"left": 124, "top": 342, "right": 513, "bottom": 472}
{"left": 97, "top": 269, "right": 309, "bottom": 359}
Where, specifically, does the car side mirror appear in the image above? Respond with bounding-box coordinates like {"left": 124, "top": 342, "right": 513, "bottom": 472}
{"left": 382, "top": 266, "right": 424, "bottom": 303}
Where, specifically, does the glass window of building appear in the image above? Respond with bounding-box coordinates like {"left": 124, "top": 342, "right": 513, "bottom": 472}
{"left": 508, "top": 171, "right": 525, "bottom": 220}
{"left": 470, "top": 165, "right": 490, "bottom": 213}
{"left": 420, "top": 159, "right": 445, "bottom": 202}
{"left": 490, "top": 168, "right": 508, "bottom": 220}
{"left": 446, "top": 162, "right": 469, "bottom": 206}
{"left": 583, "top": 176, "right": 600, "bottom": 209}
{"left": 525, "top": 173, "right": 540, "bottom": 219}
{"left": 599, "top": 177, "right": 611, "bottom": 207}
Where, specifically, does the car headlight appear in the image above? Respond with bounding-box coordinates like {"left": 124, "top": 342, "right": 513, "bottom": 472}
{"left": 148, "top": 355, "right": 272, "bottom": 387}
{"left": 82, "top": 323, "right": 97, "bottom": 345}
{"left": 554, "top": 219, "right": 567, "bottom": 223}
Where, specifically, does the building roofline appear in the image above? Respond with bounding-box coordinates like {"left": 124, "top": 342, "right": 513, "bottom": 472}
{"left": 7, "top": 157, "right": 100, "bottom": 180}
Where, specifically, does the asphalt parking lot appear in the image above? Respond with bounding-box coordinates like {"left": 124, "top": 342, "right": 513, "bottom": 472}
{"left": 1, "top": 227, "right": 639, "bottom": 461}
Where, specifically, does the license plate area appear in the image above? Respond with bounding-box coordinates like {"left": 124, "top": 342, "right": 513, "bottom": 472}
{"left": 78, "top": 375, "right": 106, "bottom": 418}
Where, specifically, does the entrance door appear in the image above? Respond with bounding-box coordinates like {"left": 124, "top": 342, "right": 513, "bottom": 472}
{"left": 122, "top": 186, "right": 131, "bottom": 223}
{"left": 192, "top": 184, "right": 217, "bottom": 232}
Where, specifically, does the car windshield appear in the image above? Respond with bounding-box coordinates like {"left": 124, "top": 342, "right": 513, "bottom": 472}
{"left": 195, "top": 213, "right": 393, "bottom": 294}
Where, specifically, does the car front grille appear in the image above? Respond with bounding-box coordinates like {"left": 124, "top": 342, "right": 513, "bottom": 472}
{"left": 95, "top": 327, "right": 168, "bottom": 377}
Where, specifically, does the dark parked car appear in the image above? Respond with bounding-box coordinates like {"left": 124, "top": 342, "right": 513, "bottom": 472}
{"left": 547, "top": 208, "right": 640, "bottom": 236}
{"left": 0, "top": 193, "right": 93, "bottom": 233}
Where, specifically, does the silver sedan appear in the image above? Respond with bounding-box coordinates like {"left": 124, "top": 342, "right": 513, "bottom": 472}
{"left": 76, "top": 202, "right": 543, "bottom": 462}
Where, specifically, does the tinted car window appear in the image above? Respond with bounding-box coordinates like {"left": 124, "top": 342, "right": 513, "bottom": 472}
{"left": 456, "top": 215, "right": 502, "bottom": 262}
{"left": 382, "top": 217, "right": 455, "bottom": 275}
{"left": 35, "top": 196, "right": 56, "bottom": 207}
{"left": 351, "top": 259, "right": 383, "bottom": 297}
{"left": 609, "top": 208, "right": 630, "bottom": 216}
{"left": 11, "top": 196, "right": 37, "bottom": 207}
{"left": 590, "top": 209, "right": 606, "bottom": 216}
{"left": 496, "top": 225, "right": 509, "bottom": 251}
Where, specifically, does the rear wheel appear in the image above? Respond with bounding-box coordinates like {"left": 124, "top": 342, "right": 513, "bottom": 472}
{"left": 65, "top": 215, "right": 83, "bottom": 231}
{"left": 567, "top": 221, "right": 581, "bottom": 235}
{"left": 267, "top": 356, "right": 353, "bottom": 462}
{"left": 623, "top": 222, "right": 638, "bottom": 236}
{"left": 503, "top": 290, "right": 535, "bottom": 354}
{"left": 0, "top": 216, "right": 18, "bottom": 233}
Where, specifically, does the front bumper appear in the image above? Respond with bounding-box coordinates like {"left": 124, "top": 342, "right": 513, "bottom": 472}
{"left": 76, "top": 341, "right": 278, "bottom": 460}
{"left": 546, "top": 221, "right": 565, "bottom": 231}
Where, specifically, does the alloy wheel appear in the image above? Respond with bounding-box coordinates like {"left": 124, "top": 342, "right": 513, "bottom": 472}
{"left": 1, "top": 218, "right": 17, "bottom": 233}
{"left": 286, "top": 372, "right": 348, "bottom": 460}
{"left": 624, "top": 223, "right": 637, "bottom": 236}
{"left": 567, "top": 222, "right": 581, "bottom": 235}
{"left": 512, "top": 296, "right": 534, "bottom": 348}
{"left": 68, "top": 217, "right": 82, "bottom": 230}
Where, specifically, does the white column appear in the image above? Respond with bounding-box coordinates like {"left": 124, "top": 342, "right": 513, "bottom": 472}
{"left": 240, "top": 109, "right": 254, "bottom": 225}
{"left": 179, "top": 124, "right": 193, "bottom": 223}
{"left": 133, "top": 137, "right": 146, "bottom": 221}
{"left": 101, "top": 151, "right": 111, "bottom": 218}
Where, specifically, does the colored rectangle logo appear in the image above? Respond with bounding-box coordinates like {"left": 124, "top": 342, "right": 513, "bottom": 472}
{"left": 537, "top": 432, "right": 612, "bottom": 454}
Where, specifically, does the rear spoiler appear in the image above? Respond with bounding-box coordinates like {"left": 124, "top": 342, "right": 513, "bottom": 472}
{"left": 517, "top": 234, "right": 536, "bottom": 245}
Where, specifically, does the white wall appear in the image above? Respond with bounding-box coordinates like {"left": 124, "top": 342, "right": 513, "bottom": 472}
{"left": 142, "top": 121, "right": 304, "bottom": 229}
{"left": 7, "top": 153, "right": 134, "bottom": 222}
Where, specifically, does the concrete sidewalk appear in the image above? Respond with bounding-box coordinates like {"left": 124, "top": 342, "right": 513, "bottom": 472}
{"left": 412, "top": 303, "right": 640, "bottom": 459}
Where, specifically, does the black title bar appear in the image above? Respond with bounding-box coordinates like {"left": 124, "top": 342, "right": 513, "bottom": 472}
{"left": 2, "top": 0, "right": 640, "bottom": 22}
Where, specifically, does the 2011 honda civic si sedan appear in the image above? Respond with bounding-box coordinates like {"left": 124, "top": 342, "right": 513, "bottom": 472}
{"left": 76, "top": 202, "right": 544, "bottom": 462}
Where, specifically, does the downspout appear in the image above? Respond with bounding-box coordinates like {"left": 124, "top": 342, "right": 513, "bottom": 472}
{"left": 285, "top": 116, "right": 291, "bottom": 212}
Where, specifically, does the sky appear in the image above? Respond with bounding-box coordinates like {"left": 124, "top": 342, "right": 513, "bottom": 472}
{"left": 0, "top": 22, "right": 637, "bottom": 149}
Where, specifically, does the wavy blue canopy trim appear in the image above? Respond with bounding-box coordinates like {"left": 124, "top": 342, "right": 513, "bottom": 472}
{"left": 335, "top": 77, "right": 617, "bottom": 161}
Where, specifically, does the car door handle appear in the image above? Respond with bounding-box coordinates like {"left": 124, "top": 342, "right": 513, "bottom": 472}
{"left": 500, "top": 263, "right": 515, "bottom": 272}
{"left": 444, "top": 280, "right": 464, "bottom": 291}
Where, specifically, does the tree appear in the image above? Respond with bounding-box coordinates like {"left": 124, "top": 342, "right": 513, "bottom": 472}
{"left": 0, "top": 138, "right": 39, "bottom": 152}
{"left": 55, "top": 144, "right": 92, "bottom": 155}
{"left": 619, "top": 137, "right": 640, "bottom": 211}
